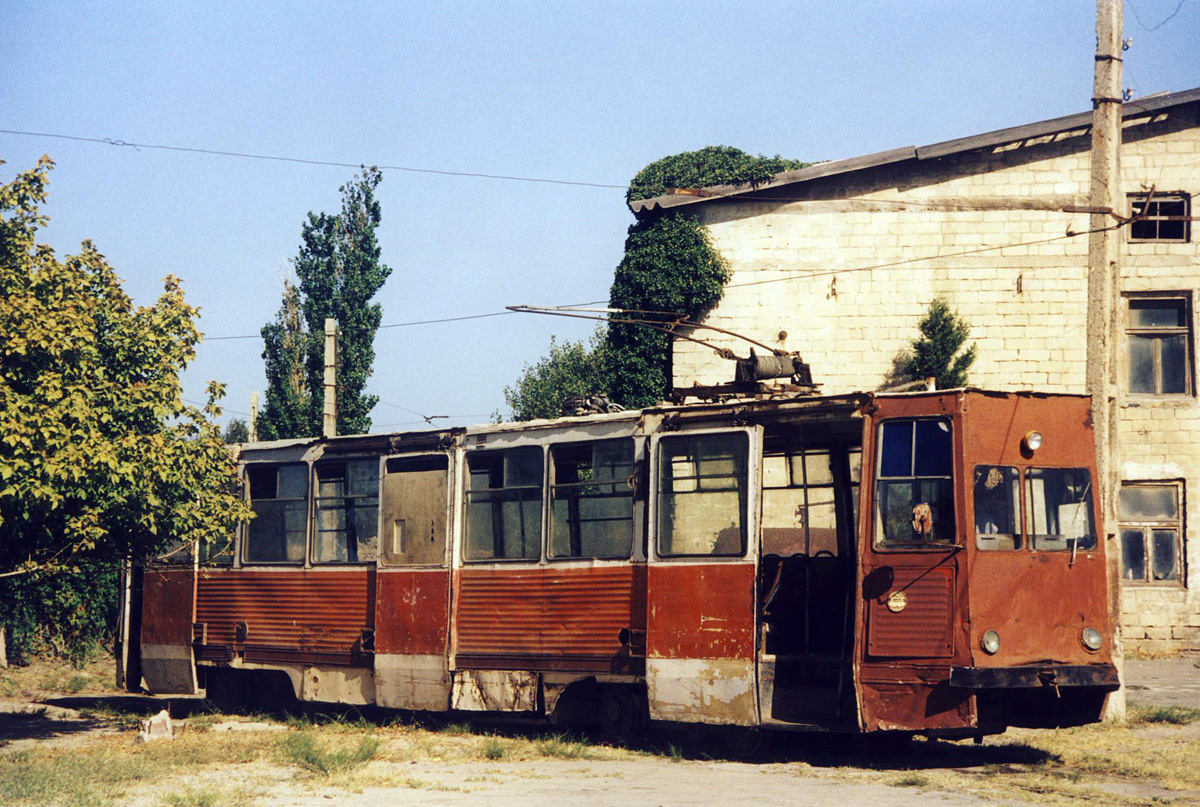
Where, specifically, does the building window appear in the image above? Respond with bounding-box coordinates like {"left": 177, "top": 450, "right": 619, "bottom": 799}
{"left": 1119, "top": 483, "right": 1184, "bottom": 585}
{"left": 1126, "top": 295, "right": 1192, "bottom": 396}
{"left": 1128, "top": 192, "right": 1190, "bottom": 243}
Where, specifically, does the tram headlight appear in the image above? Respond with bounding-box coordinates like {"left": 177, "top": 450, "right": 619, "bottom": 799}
{"left": 1081, "top": 627, "right": 1103, "bottom": 652}
{"left": 1022, "top": 431, "right": 1043, "bottom": 452}
{"left": 981, "top": 630, "right": 1001, "bottom": 655}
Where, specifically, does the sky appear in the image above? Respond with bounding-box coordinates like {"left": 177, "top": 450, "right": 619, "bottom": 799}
{"left": 3, "top": 1, "right": 1199, "bottom": 434}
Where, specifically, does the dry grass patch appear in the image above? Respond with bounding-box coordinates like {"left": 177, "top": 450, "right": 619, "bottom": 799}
{"left": 0, "top": 655, "right": 122, "bottom": 700}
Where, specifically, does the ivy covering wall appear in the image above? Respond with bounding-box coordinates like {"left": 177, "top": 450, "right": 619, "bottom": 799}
{"left": 606, "top": 147, "right": 810, "bottom": 408}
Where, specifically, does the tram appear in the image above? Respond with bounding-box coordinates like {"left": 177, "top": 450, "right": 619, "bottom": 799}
{"left": 119, "top": 388, "right": 1119, "bottom": 739}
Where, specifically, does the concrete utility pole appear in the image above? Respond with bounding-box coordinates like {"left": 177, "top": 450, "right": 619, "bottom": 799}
{"left": 1085, "top": 0, "right": 1125, "bottom": 719}
{"left": 248, "top": 391, "right": 259, "bottom": 443}
{"left": 323, "top": 318, "right": 338, "bottom": 439}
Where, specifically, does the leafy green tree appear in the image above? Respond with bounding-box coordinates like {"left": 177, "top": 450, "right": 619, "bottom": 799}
{"left": 503, "top": 332, "right": 610, "bottom": 421}
{"left": 222, "top": 418, "right": 250, "bottom": 444}
{"left": 900, "top": 296, "right": 978, "bottom": 389}
{"left": 626, "top": 145, "right": 809, "bottom": 203}
{"left": 0, "top": 157, "right": 251, "bottom": 657}
{"left": 259, "top": 168, "right": 391, "bottom": 439}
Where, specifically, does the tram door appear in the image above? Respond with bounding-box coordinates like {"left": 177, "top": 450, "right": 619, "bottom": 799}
{"left": 373, "top": 453, "right": 454, "bottom": 711}
{"left": 757, "top": 425, "right": 860, "bottom": 725}
{"left": 645, "top": 428, "right": 761, "bottom": 726}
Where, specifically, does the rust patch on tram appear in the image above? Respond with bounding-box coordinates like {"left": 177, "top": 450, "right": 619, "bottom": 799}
{"left": 195, "top": 569, "right": 374, "bottom": 666}
{"left": 454, "top": 564, "right": 645, "bottom": 673}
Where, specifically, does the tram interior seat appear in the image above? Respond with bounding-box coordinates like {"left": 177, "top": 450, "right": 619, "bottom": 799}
{"left": 760, "top": 528, "right": 849, "bottom": 661}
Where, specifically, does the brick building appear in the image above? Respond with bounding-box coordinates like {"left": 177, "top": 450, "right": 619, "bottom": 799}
{"left": 630, "top": 88, "right": 1200, "bottom": 653}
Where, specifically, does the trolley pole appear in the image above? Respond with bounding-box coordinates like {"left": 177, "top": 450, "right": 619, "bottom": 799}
{"left": 323, "top": 318, "right": 338, "bottom": 439}
{"left": 1085, "top": 0, "right": 1125, "bottom": 719}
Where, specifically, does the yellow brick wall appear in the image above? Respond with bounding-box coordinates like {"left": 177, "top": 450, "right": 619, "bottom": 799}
{"left": 675, "top": 106, "right": 1200, "bottom": 652}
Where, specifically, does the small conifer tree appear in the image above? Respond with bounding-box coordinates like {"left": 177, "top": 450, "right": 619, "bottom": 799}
{"left": 900, "top": 297, "right": 977, "bottom": 389}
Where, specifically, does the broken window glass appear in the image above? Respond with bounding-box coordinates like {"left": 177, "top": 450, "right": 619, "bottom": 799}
{"left": 244, "top": 463, "right": 308, "bottom": 563}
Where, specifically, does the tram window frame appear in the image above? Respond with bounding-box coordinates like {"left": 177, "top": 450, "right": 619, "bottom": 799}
{"left": 243, "top": 462, "right": 309, "bottom": 565}
{"left": 548, "top": 439, "right": 636, "bottom": 560}
{"left": 656, "top": 432, "right": 750, "bottom": 559}
{"left": 312, "top": 458, "right": 380, "bottom": 565}
{"left": 873, "top": 418, "right": 957, "bottom": 550}
{"left": 974, "top": 465, "right": 1022, "bottom": 550}
{"left": 463, "top": 447, "right": 544, "bottom": 562}
{"left": 1025, "top": 467, "right": 1097, "bottom": 552}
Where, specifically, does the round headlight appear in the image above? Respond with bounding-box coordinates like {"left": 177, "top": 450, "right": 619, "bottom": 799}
{"left": 1023, "top": 431, "right": 1043, "bottom": 452}
{"left": 981, "top": 630, "right": 1001, "bottom": 655}
{"left": 1081, "top": 627, "right": 1103, "bottom": 652}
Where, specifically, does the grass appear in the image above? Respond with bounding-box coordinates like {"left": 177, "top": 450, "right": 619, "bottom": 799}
{"left": 891, "top": 773, "right": 929, "bottom": 787}
{"left": 534, "top": 733, "right": 593, "bottom": 759}
{"left": 158, "top": 784, "right": 260, "bottom": 807}
{"left": 1128, "top": 704, "right": 1200, "bottom": 725}
{"left": 277, "top": 731, "right": 380, "bottom": 777}
{"left": 480, "top": 736, "right": 508, "bottom": 760}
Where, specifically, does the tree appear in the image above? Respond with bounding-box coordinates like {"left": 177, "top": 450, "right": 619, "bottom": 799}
{"left": 0, "top": 157, "right": 251, "bottom": 656}
{"left": 503, "top": 332, "right": 610, "bottom": 421}
{"left": 899, "top": 296, "right": 978, "bottom": 389}
{"left": 259, "top": 167, "right": 391, "bottom": 439}
{"left": 608, "top": 147, "right": 810, "bottom": 408}
{"left": 222, "top": 418, "right": 250, "bottom": 444}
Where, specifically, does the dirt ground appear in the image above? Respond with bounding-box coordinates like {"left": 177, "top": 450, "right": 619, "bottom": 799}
{"left": 0, "top": 655, "right": 1196, "bottom": 807}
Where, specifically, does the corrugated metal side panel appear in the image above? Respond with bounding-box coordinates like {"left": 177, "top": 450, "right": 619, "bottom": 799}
{"left": 196, "top": 569, "right": 372, "bottom": 652}
{"left": 867, "top": 567, "right": 954, "bottom": 658}
{"left": 142, "top": 568, "right": 195, "bottom": 646}
{"left": 455, "top": 566, "right": 639, "bottom": 658}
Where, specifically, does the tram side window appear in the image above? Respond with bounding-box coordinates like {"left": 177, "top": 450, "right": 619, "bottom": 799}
{"left": 974, "top": 465, "right": 1021, "bottom": 550}
{"left": 465, "top": 448, "right": 543, "bottom": 561}
{"left": 874, "top": 420, "right": 955, "bottom": 548}
{"left": 244, "top": 463, "right": 308, "bottom": 563}
{"left": 313, "top": 460, "right": 380, "bottom": 563}
{"left": 658, "top": 433, "right": 748, "bottom": 557}
{"left": 1025, "top": 468, "right": 1096, "bottom": 551}
{"left": 762, "top": 449, "right": 838, "bottom": 556}
{"left": 549, "top": 440, "right": 635, "bottom": 559}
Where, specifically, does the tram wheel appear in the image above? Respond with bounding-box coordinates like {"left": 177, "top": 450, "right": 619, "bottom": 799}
{"left": 599, "top": 686, "right": 647, "bottom": 746}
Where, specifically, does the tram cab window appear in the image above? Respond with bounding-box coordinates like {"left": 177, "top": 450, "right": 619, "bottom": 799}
{"left": 244, "top": 463, "right": 308, "bottom": 563}
{"left": 657, "top": 433, "right": 748, "bottom": 557}
{"left": 974, "top": 465, "right": 1021, "bottom": 550}
{"left": 465, "top": 448, "right": 543, "bottom": 561}
{"left": 1025, "top": 468, "right": 1096, "bottom": 551}
{"left": 549, "top": 440, "right": 635, "bottom": 559}
{"left": 874, "top": 419, "right": 956, "bottom": 548}
{"left": 762, "top": 449, "right": 838, "bottom": 557}
{"left": 313, "top": 459, "right": 380, "bottom": 563}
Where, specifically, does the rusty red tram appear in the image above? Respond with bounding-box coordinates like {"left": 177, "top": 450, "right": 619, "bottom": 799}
{"left": 119, "top": 389, "right": 1119, "bottom": 739}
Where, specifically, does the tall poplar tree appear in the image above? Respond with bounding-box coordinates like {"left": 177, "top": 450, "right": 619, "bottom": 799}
{"left": 259, "top": 168, "right": 391, "bottom": 439}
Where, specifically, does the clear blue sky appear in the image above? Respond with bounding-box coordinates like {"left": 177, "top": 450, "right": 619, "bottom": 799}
{"left": 3, "top": 1, "right": 1198, "bottom": 431}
